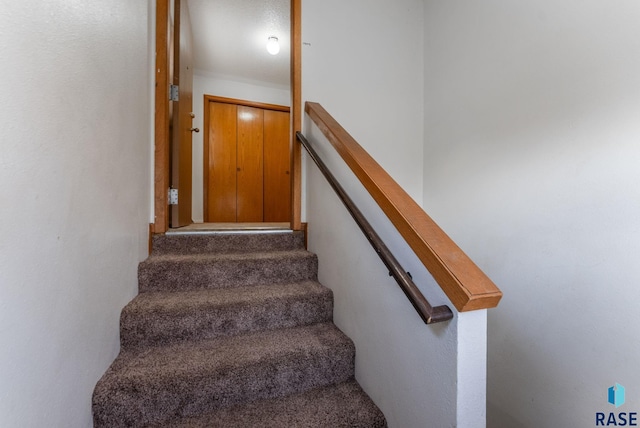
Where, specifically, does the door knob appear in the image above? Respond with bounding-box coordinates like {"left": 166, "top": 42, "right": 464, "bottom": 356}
{"left": 190, "top": 128, "right": 200, "bottom": 133}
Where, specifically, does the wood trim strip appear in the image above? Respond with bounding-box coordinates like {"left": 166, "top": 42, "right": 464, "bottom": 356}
{"left": 203, "top": 95, "right": 290, "bottom": 113}
{"left": 290, "top": 0, "right": 302, "bottom": 231}
{"left": 301, "top": 222, "right": 308, "bottom": 249}
{"left": 304, "top": 102, "right": 503, "bottom": 312}
{"left": 153, "top": 0, "right": 170, "bottom": 234}
{"left": 149, "top": 223, "right": 155, "bottom": 254}
{"left": 203, "top": 95, "right": 211, "bottom": 221}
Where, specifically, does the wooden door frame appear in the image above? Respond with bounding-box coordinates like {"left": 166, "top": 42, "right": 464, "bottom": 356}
{"left": 153, "top": 0, "right": 302, "bottom": 233}
{"left": 202, "top": 95, "right": 290, "bottom": 223}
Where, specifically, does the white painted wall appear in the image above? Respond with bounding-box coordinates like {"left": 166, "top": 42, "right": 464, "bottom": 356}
{"left": 191, "top": 71, "right": 291, "bottom": 222}
{"left": 423, "top": 1, "right": 640, "bottom": 426}
{"left": 0, "top": 1, "right": 151, "bottom": 427}
{"left": 303, "top": 1, "right": 486, "bottom": 426}
{"left": 302, "top": 0, "right": 425, "bottom": 204}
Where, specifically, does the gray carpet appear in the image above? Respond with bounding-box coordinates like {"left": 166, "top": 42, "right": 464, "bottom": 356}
{"left": 92, "top": 231, "right": 386, "bottom": 427}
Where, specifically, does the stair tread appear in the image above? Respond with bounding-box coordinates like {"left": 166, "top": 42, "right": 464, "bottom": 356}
{"left": 152, "top": 231, "right": 305, "bottom": 255}
{"left": 138, "top": 249, "right": 318, "bottom": 292}
{"left": 143, "top": 248, "right": 315, "bottom": 262}
{"left": 150, "top": 380, "right": 387, "bottom": 428}
{"left": 121, "top": 281, "right": 334, "bottom": 349}
{"left": 126, "top": 280, "right": 330, "bottom": 310}
{"left": 93, "top": 323, "right": 356, "bottom": 426}
{"left": 105, "top": 323, "right": 351, "bottom": 378}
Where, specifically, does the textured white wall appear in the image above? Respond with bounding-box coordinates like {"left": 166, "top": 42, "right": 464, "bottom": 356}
{"left": 302, "top": 0, "right": 425, "bottom": 204}
{"left": 423, "top": 1, "right": 640, "bottom": 427}
{"left": 305, "top": 123, "right": 458, "bottom": 428}
{"left": 0, "top": 1, "right": 151, "bottom": 427}
{"left": 303, "top": 1, "right": 486, "bottom": 426}
{"left": 191, "top": 71, "right": 291, "bottom": 222}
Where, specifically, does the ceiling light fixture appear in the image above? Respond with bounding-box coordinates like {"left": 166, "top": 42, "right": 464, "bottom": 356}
{"left": 266, "top": 36, "right": 280, "bottom": 55}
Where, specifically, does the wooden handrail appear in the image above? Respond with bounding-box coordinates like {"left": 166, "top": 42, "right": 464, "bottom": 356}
{"left": 297, "top": 132, "right": 453, "bottom": 324}
{"left": 304, "top": 102, "right": 502, "bottom": 312}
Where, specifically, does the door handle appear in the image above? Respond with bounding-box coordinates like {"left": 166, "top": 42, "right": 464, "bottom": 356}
{"left": 190, "top": 128, "right": 200, "bottom": 133}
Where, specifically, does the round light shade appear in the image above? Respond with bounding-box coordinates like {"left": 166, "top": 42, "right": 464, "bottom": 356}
{"left": 266, "top": 36, "right": 280, "bottom": 55}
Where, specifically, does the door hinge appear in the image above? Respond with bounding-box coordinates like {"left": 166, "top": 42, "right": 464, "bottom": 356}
{"left": 168, "top": 188, "right": 178, "bottom": 205}
{"left": 169, "top": 84, "right": 179, "bottom": 101}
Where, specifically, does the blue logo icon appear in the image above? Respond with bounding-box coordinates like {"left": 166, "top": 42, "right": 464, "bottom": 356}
{"left": 609, "top": 383, "right": 626, "bottom": 408}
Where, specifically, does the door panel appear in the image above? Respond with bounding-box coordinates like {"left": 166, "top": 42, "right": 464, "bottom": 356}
{"left": 170, "top": 0, "right": 194, "bottom": 227}
{"left": 208, "top": 102, "right": 238, "bottom": 221}
{"left": 236, "top": 106, "right": 264, "bottom": 222}
{"left": 263, "top": 110, "right": 291, "bottom": 222}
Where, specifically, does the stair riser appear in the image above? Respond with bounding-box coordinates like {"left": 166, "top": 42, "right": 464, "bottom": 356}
{"left": 120, "top": 293, "right": 333, "bottom": 350}
{"left": 93, "top": 347, "right": 355, "bottom": 427}
{"left": 138, "top": 254, "right": 318, "bottom": 292}
{"left": 152, "top": 232, "right": 305, "bottom": 255}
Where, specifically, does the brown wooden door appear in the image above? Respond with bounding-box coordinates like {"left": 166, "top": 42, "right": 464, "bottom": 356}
{"left": 263, "top": 110, "right": 291, "bottom": 222}
{"left": 170, "top": 0, "right": 194, "bottom": 228}
{"left": 204, "top": 98, "right": 290, "bottom": 223}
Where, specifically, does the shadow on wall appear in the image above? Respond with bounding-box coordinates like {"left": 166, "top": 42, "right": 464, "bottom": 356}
{"left": 488, "top": 402, "right": 527, "bottom": 428}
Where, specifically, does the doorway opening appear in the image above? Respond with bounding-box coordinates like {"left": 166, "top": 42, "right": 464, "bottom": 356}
{"left": 153, "top": 0, "right": 302, "bottom": 234}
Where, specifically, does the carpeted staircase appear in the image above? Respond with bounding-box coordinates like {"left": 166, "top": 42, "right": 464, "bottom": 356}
{"left": 92, "top": 231, "right": 387, "bottom": 427}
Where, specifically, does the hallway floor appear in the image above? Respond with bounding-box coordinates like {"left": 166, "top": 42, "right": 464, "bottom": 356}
{"left": 169, "top": 222, "right": 290, "bottom": 233}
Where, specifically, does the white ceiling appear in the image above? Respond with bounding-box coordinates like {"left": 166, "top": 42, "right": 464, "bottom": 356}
{"left": 186, "top": 0, "right": 290, "bottom": 88}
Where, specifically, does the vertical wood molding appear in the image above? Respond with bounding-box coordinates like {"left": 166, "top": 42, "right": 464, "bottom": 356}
{"left": 301, "top": 222, "right": 308, "bottom": 249}
{"left": 149, "top": 223, "right": 155, "bottom": 254}
{"left": 154, "top": 0, "right": 170, "bottom": 233}
{"left": 203, "top": 94, "right": 211, "bottom": 221}
{"left": 290, "top": 0, "right": 302, "bottom": 230}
